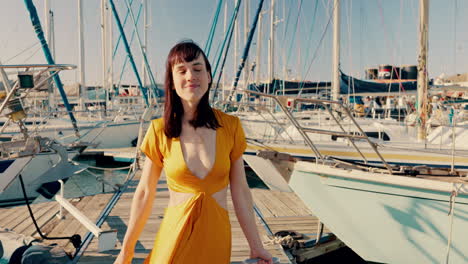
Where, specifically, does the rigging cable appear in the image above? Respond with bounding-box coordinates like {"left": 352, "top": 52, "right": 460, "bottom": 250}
{"left": 123, "top": 0, "right": 161, "bottom": 99}
{"left": 22, "top": 45, "right": 43, "bottom": 64}
{"left": 211, "top": 0, "right": 242, "bottom": 104}
{"left": 297, "top": 0, "right": 336, "bottom": 96}
{"left": 297, "top": 0, "right": 319, "bottom": 97}
{"left": 283, "top": 0, "right": 303, "bottom": 95}
{"left": 212, "top": 0, "right": 242, "bottom": 79}
{"left": 225, "top": 0, "right": 266, "bottom": 109}
{"left": 112, "top": 0, "right": 138, "bottom": 59}
{"left": 445, "top": 187, "right": 459, "bottom": 264}
{"left": 113, "top": 0, "right": 142, "bottom": 95}
{"left": 453, "top": 0, "right": 457, "bottom": 74}
{"left": 376, "top": 0, "right": 399, "bottom": 72}
{"left": 23, "top": 0, "right": 80, "bottom": 138}
{"left": 347, "top": 0, "right": 357, "bottom": 102}
{"left": 113, "top": 2, "right": 144, "bottom": 93}
{"left": 4, "top": 41, "right": 40, "bottom": 63}
{"left": 204, "top": 0, "right": 224, "bottom": 57}
{"left": 112, "top": 3, "right": 143, "bottom": 92}
{"left": 279, "top": 0, "right": 295, "bottom": 93}
{"left": 108, "top": 0, "right": 149, "bottom": 106}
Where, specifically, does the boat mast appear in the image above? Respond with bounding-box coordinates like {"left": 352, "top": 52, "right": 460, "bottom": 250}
{"left": 78, "top": 0, "right": 86, "bottom": 110}
{"left": 45, "top": 1, "right": 55, "bottom": 59}
{"left": 142, "top": 0, "right": 148, "bottom": 98}
{"left": 101, "top": 0, "right": 107, "bottom": 110}
{"left": 243, "top": 0, "right": 250, "bottom": 90}
{"left": 332, "top": 0, "right": 340, "bottom": 101}
{"left": 222, "top": 0, "right": 227, "bottom": 101}
{"left": 255, "top": 11, "right": 263, "bottom": 85}
{"left": 282, "top": 0, "right": 286, "bottom": 95}
{"left": 48, "top": 2, "right": 57, "bottom": 108}
{"left": 108, "top": 0, "right": 149, "bottom": 106}
{"left": 267, "top": 0, "right": 275, "bottom": 94}
{"left": 108, "top": 3, "right": 113, "bottom": 107}
{"left": 23, "top": 0, "right": 80, "bottom": 137}
{"left": 44, "top": 0, "right": 50, "bottom": 42}
{"left": 225, "top": 0, "right": 265, "bottom": 108}
{"left": 50, "top": 12, "right": 56, "bottom": 59}
{"left": 44, "top": 0, "right": 54, "bottom": 110}
{"left": 417, "top": 0, "right": 429, "bottom": 141}
{"left": 234, "top": 0, "right": 239, "bottom": 91}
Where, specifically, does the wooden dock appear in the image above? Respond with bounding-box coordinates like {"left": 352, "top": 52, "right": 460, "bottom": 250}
{"left": 0, "top": 164, "right": 336, "bottom": 264}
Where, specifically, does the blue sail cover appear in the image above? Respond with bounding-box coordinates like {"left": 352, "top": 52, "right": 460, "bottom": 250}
{"left": 340, "top": 72, "right": 418, "bottom": 95}
{"left": 246, "top": 71, "right": 421, "bottom": 97}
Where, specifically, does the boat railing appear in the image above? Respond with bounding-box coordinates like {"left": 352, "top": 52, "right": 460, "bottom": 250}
{"left": 239, "top": 90, "right": 394, "bottom": 174}
{"left": 217, "top": 99, "right": 297, "bottom": 144}
{"left": 0, "top": 64, "right": 76, "bottom": 137}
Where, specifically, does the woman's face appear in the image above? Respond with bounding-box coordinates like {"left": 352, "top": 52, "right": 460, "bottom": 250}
{"left": 172, "top": 54, "right": 211, "bottom": 105}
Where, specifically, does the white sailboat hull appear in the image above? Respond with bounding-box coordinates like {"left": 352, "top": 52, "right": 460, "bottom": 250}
{"left": 243, "top": 141, "right": 468, "bottom": 192}
{"left": 289, "top": 161, "right": 468, "bottom": 264}
{"left": 240, "top": 115, "right": 468, "bottom": 192}
{"left": 0, "top": 151, "right": 80, "bottom": 207}
{"left": 2, "top": 120, "right": 141, "bottom": 149}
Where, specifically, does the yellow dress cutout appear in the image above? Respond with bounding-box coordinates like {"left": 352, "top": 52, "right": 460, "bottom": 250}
{"left": 140, "top": 109, "right": 246, "bottom": 264}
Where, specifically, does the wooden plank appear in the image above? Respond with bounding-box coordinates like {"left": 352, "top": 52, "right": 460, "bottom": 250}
{"left": 2, "top": 202, "right": 50, "bottom": 231}
{"left": 1, "top": 160, "right": 338, "bottom": 264}
{"left": 0, "top": 204, "right": 24, "bottom": 223}
{"left": 14, "top": 201, "right": 58, "bottom": 235}
{"left": 33, "top": 196, "right": 95, "bottom": 239}
{"left": 47, "top": 193, "right": 113, "bottom": 251}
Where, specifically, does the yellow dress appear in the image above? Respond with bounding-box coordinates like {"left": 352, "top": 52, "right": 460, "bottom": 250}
{"left": 140, "top": 109, "right": 246, "bottom": 264}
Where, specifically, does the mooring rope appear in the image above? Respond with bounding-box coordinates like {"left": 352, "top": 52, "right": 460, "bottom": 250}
{"left": 445, "top": 183, "right": 463, "bottom": 264}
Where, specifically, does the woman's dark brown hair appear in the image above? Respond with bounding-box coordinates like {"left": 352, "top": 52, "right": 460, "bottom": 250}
{"left": 163, "top": 40, "right": 220, "bottom": 138}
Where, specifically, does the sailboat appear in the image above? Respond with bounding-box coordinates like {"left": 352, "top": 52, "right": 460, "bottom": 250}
{"left": 0, "top": 64, "right": 86, "bottom": 207}
{"left": 5, "top": 0, "right": 160, "bottom": 150}
{"left": 240, "top": 1, "right": 468, "bottom": 263}
{"left": 235, "top": 0, "right": 468, "bottom": 193}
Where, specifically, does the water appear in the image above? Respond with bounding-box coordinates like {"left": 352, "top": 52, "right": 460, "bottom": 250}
{"left": 245, "top": 167, "right": 269, "bottom": 189}
{"left": 33, "top": 156, "right": 130, "bottom": 203}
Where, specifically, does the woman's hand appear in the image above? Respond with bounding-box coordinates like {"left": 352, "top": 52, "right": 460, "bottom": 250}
{"left": 250, "top": 247, "right": 273, "bottom": 264}
{"left": 114, "top": 250, "right": 134, "bottom": 264}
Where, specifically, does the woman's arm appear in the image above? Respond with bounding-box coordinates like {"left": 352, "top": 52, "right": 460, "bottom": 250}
{"left": 230, "top": 157, "right": 273, "bottom": 264}
{"left": 115, "top": 158, "right": 162, "bottom": 264}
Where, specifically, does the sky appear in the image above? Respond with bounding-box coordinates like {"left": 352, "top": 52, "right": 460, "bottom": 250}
{"left": 0, "top": 0, "right": 467, "bottom": 87}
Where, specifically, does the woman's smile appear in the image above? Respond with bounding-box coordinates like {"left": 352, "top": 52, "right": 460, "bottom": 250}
{"left": 185, "top": 84, "right": 200, "bottom": 89}
{"left": 172, "top": 54, "right": 211, "bottom": 104}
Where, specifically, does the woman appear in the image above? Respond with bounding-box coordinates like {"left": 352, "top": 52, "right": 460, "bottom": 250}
{"left": 115, "top": 40, "right": 273, "bottom": 264}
